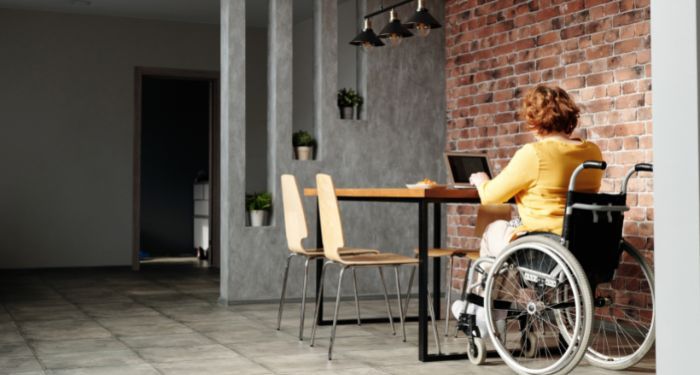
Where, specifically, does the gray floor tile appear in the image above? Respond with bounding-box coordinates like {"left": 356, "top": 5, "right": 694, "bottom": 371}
{"left": 18, "top": 320, "right": 112, "bottom": 341}
{"left": 37, "top": 349, "right": 144, "bottom": 370}
{"left": 0, "top": 356, "right": 43, "bottom": 374}
{"left": 46, "top": 364, "right": 160, "bottom": 375}
{"left": 29, "top": 338, "right": 128, "bottom": 355}
{"left": 252, "top": 352, "right": 368, "bottom": 373}
{"left": 153, "top": 357, "right": 270, "bottom": 375}
{"left": 120, "top": 333, "right": 214, "bottom": 349}
{"left": 136, "top": 344, "right": 241, "bottom": 363}
{"left": 0, "top": 342, "right": 34, "bottom": 358}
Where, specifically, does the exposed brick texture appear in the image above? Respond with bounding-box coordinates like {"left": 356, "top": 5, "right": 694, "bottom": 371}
{"left": 444, "top": 0, "right": 653, "bottom": 295}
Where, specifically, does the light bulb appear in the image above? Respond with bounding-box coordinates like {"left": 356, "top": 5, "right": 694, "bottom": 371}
{"left": 416, "top": 23, "right": 431, "bottom": 37}
{"left": 361, "top": 42, "right": 374, "bottom": 51}
{"left": 388, "top": 34, "right": 402, "bottom": 47}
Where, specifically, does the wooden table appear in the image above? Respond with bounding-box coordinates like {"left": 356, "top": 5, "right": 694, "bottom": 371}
{"left": 304, "top": 187, "right": 480, "bottom": 362}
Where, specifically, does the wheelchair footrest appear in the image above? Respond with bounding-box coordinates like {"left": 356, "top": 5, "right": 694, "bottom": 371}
{"left": 457, "top": 313, "right": 480, "bottom": 338}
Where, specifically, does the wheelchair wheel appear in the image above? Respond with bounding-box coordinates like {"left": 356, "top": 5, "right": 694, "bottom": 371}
{"left": 468, "top": 337, "right": 486, "bottom": 365}
{"left": 483, "top": 236, "right": 593, "bottom": 375}
{"left": 584, "top": 241, "right": 655, "bottom": 370}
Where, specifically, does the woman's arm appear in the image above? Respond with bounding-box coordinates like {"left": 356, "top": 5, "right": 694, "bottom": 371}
{"left": 474, "top": 145, "right": 538, "bottom": 204}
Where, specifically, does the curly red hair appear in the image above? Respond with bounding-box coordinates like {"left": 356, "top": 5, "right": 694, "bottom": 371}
{"left": 521, "top": 85, "right": 580, "bottom": 135}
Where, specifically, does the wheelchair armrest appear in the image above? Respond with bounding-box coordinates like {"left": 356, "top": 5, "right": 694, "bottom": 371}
{"left": 635, "top": 163, "right": 653, "bottom": 173}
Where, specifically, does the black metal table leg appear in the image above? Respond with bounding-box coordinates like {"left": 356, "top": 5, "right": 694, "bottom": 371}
{"left": 418, "top": 201, "right": 429, "bottom": 361}
{"left": 432, "top": 203, "right": 442, "bottom": 319}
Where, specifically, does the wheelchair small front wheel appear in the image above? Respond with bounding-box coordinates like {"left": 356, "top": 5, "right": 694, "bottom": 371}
{"left": 468, "top": 337, "right": 486, "bottom": 365}
{"left": 483, "top": 236, "right": 593, "bottom": 375}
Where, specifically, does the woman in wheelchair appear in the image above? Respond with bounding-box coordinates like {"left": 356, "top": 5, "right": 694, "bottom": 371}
{"left": 453, "top": 85, "right": 655, "bottom": 375}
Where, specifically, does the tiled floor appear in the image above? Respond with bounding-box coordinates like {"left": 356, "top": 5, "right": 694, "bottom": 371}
{"left": 0, "top": 264, "right": 655, "bottom": 374}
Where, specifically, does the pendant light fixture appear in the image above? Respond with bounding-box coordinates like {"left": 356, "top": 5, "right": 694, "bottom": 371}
{"left": 378, "top": 8, "right": 413, "bottom": 47}
{"left": 350, "top": 18, "right": 385, "bottom": 51}
{"left": 349, "top": 0, "right": 441, "bottom": 49}
{"left": 405, "top": 0, "right": 442, "bottom": 37}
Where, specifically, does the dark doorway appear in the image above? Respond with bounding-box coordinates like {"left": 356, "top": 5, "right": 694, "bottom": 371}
{"left": 133, "top": 68, "right": 219, "bottom": 270}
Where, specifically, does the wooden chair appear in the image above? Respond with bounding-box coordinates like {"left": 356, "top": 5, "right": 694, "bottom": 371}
{"left": 309, "top": 173, "right": 440, "bottom": 360}
{"left": 406, "top": 204, "right": 512, "bottom": 336}
{"left": 278, "top": 175, "right": 379, "bottom": 340}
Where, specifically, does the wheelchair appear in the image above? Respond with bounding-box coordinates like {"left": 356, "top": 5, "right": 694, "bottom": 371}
{"left": 456, "top": 161, "right": 655, "bottom": 375}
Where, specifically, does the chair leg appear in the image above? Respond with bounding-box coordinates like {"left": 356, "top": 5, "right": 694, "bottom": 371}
{"left": 377, "top": 267, "right": 396, "bottom": 335}
{"left": 298, "top": 257, "right": 311, "bottom": 340}
{"left": 428, "top": 288, "right": 443, "bottom": 354}
{"left": 329, "top": 266, "right": 348, "bottom": 361}
{"left": 310, "top": 261, "right": 330, "bottom": 347}
{"left": 276, "top": 253, "right": 294, "bottom": 331}
{"left": 403, "top": 266, "right": 416, "bottom": 315}
{"left": 352, "top": 268, "right": 361, "bottom": 326}
{"left": 444, "top": 256, "right": 455, "bottom": 336}
{"left": 394, "top": 266, "right": 407, "bottom": 342}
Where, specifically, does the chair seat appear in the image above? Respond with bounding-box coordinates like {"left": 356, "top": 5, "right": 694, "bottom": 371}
{"left": 294, "top": 248, "right": 379, "bottom": 258}
{"left": 413, "top": 248, "right": 480, "bottom": 259}
{"left": 338, "top": 251, "right": 419, "bottom": 266}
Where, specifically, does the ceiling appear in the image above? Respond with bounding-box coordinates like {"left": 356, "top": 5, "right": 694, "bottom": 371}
{"left": 0, "top": 0, "right": 315, "bottom": 26}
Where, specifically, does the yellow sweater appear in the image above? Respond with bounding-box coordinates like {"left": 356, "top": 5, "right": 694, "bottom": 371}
{"left": 477, "top": 138, "right": 603, "bottom": 235}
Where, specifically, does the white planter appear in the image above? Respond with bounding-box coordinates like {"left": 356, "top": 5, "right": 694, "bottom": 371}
{"left": 339, "top": 106, "right": 354, "bottom": 119}
{"left": 250, "top": 210, "right": 267, "bottom": 227}
{"left": 295, "top": 146, "right": 313, "bottom": 160}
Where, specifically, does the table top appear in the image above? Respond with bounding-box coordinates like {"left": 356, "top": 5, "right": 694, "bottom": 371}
{"left": 303, "top": 187, "right": 480, "bottom": 200}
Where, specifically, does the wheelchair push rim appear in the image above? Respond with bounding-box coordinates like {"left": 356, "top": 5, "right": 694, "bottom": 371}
{"left": 484, "top": 236, "right": 593, "bottom": 375}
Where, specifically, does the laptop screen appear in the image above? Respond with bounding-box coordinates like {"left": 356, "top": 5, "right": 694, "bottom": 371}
{"left": 446, "top": 154, "right": 492, "bottom": 184}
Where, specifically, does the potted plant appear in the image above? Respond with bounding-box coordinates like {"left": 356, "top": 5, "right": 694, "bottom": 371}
{"left": 337, "top": 88, "right": 357, "bottom": 119}
{"left": 354, "top": 92, "right": 364, "bottom": 120}
{"left": 292, "top": 130, "right": 316, "bottom": 160}
{"left": 246, "top": 192, "right": 272, "bottom": 227}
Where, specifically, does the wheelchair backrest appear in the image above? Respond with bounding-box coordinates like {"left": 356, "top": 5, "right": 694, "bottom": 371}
{"left": 562, "top": 191, "right": 627, "bottom": 288}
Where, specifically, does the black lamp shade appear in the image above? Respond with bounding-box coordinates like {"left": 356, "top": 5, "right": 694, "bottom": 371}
{"left": 406, "top": 9, "right": 442, "bottom": 30}
{"left": 350, "top": 28, "right": 384, "bottom": 47}
{"left": 378, "top": 19, "right": 413, "bottom": 39}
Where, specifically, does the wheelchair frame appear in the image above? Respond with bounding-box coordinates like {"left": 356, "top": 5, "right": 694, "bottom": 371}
{"left": 456, "top": 161, "right": 655, "bottom": 375}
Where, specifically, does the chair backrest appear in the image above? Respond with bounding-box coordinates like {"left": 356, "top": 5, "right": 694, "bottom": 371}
{"left": 316, "top": 174, "right": 345, "bottom": 262}
{"left": 562, "top": 191, "right": 627, "bottom": 288}
{"left": 281, "top": 174, "right": 308, "bottom": 253}
{"left": 474, "top": 204, "right": 512, "bottom": 238}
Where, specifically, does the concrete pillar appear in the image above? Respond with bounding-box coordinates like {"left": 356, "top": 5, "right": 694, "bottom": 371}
{"left": 268, "top": 0, "right": 293, "bottom": 201}
{"left": 219, "top": 0, "right": 246, "bottom": 301}
{"left": 651, "top": 0, "right": 700, "bottom": 372}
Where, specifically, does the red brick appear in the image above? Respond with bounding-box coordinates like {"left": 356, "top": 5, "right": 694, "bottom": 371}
{"left": 614, "top": 38, "right": 644, "bottom": 54}
{"left": 587, "top": 72, "right": 614, "bottom": 86}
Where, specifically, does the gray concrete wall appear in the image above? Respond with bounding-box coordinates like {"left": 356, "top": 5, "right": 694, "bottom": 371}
{"left": 292, "top": 11, "right": 315, "bottom": 134}
{"left": 246, "top": 27, "right": 270, "bottom": 194}
{"left": 220, "top": 0, "right": 446, "bottom": 302}
{"left": 0, "top": 8, "right": 219, "bottom": 269}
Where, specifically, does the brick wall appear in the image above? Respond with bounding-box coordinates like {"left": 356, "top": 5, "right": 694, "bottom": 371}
{"left": 444, "top": 0, "right": 653, "bottom": 291}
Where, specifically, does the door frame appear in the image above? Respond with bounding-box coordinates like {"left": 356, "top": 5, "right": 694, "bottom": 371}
{"left": 132, "top": 67, "right": 220, "bottom": 271}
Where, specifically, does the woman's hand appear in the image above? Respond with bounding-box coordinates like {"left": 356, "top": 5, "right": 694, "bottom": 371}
{"left": 469, "top": 172, "right": 490, "bottom": 187}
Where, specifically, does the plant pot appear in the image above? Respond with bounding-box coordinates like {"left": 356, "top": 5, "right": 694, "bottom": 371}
{"left": 356, "top": 105, "right": 363, "bottom": 120}
{"left": 249, "top": 210, "right": 267, "bottom": 227}
{"left": 295, "top": 146, "right": 313, "bottom": 160}
{"left": 339, "top": 106, "right": 354, "bottom": 119}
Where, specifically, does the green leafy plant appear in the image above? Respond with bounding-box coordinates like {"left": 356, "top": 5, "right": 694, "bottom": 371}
{"left": 246, "top": 192, "right": 272, "bottom": 211}
{"left": 292, "top": 130, "right": 316, "bottom": 147}
{"left": 338, "top": 88, "right": 361, "bottom": 107}
{"left": 354, "top": 92, "right": 364, "bottom": 107}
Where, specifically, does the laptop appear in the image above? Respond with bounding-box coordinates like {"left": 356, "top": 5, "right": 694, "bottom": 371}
{"left": 444, "top": 152, "right": 492, "bottom": 188}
